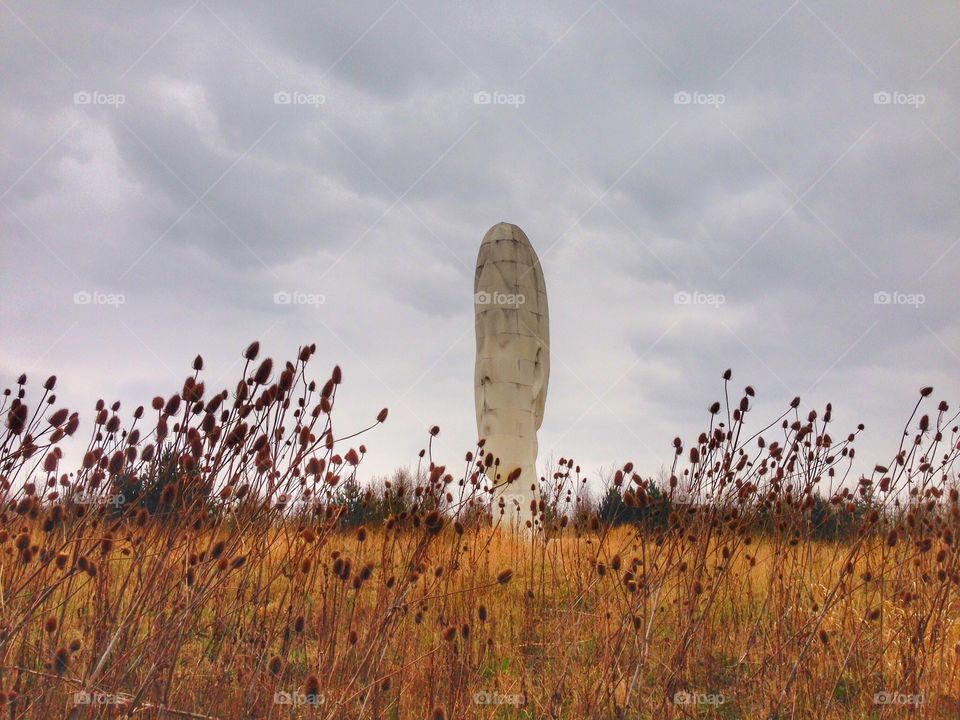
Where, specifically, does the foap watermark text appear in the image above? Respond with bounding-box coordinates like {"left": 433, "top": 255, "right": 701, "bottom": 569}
{"left": 674, "top": 91, "right": 725, "bottom": 107}
{"left": 74, "top": 691, "right": 128, "bottom": 706}
{"left": 274, "top": 290, "right": 325, "bottom": 308}
{"left": 674, "top": 290, "right": 725, "bottom": 308}
{"left": 274, "top": 690, "right": 325, "bottom": 706}
{"left": 474, "top": 91, "right": 525, "bottom": 108}
{"left": 74, "top": 291, "right": 125, "bottom": 308}
{"left": 873, "top": 91, "right": 925, "bottom": 108}
{"left": 874, "top": 291, "right": 924, "bottom": 308}
{"left": 475, "top": 291, "right": 525, "bottom": 307}
{"left": 274, "top": 91, "right": 325, "bottom": 108}
{"left": 874, "top": 691, "right": 923, "bottom": 706}
{"left": 673, "top": 691, "right": 726, "bottom": 706}
{"left": 473, "top": 690, "right": 525, "bottom": 706}
{"left": 74, "top": 91, "right": 125, "bottom": 107}
{"left": 73, "top": 493, "right": 125, "bottom": 508}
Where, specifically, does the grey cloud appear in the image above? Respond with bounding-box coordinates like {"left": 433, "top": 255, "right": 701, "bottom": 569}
{"left": 3, "top": 0, "right": 960, "bottom": 485}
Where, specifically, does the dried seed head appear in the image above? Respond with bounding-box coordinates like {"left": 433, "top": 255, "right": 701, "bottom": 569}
{"left": 54, "top": 647, "right": 69, "bottom": 674}
{"left": 303, "top": 674, "right": 321, "bottom": 697}
{"left": 253, "top": 358, "right": 273, "bottom": 385}
{"left": 6, "top": 402, "right": 28, "bottom": 435}
{"left": 424, "top": 510, "right": 443, "bottom": 534}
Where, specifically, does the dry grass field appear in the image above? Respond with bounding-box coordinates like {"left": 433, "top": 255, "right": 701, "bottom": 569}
{"left": 2, "top": 343, "right": 959, "bottom": 718}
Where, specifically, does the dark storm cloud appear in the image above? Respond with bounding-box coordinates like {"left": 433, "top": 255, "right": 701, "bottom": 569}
{"left": 2, "top": 0, "right": 959, "bottom": 486}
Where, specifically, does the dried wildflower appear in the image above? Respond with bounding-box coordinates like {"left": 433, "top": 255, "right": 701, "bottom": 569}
{"left": 424, "top": 510, "right": 443, "bottom": 534}
{"left": 7, "top": 402, "right": 28, "bottom": 435}
{"left": 253, "top": 358, "right": 273, "bottom": 385}
{"left": 54, "top": 647, "right": 69, "bottom": 674}
{"left": 303, "top": 674, "right": 321, "bottom": 697}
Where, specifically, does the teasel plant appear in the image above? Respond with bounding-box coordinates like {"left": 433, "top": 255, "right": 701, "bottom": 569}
{"left": 2, "top": 355, "right": 959, "bottom": 718}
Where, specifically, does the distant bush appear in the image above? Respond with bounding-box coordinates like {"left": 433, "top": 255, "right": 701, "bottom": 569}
{"left": 112, "top": 445, "right": 213, "bottom": 519}
{"left": 334, "top": 467, "right": 424, "bottom": 527}
{"left": 597, "top": 483, "right": 671, "bottom": 529}
{"left": 810, "top": 493, "right": 871, "bottom": 540}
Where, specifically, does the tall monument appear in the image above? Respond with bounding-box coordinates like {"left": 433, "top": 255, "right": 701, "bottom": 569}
{"left": 474, "top": 222, "right": 549, "bottom": 527}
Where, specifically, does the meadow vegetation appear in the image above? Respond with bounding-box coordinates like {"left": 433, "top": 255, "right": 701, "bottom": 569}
{"left": 1, "top": 343, "right": 959, "bottom": 718}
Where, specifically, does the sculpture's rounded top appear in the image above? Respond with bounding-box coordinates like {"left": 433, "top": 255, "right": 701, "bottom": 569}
{"left": 482, "top": 222, "right": 529, "bottom": 245}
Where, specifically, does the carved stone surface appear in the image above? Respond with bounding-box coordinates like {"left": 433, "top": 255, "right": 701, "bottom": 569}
{"left": 474, "top": 222, "right": 549, "bottom": 525}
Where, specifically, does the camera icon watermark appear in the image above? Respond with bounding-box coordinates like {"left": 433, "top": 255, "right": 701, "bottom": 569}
{"left": 874, "top": 691, "right": 923, "bottom": 706}
{"left": 473, "top": 690, "right": 525, "bottom": 706}
{"left": 873, "top": 91, "right": 925, "bottom": 108}
{"left": 674, "top": 90, "right": 725, "bottom": 108}
{"left": 473, "top": 90, "right": 525, "bottom": 108}
{"left": 673, "top": 691, "right": 726, "bottom": 706}
{"left": 273, "top": 91, "right": 326, "bottom": 108}
{"left": 474, "top": 290, "right": 525, "bottom": 307}
{"left": 273, "top": 290, "right": 326, "bottom": 308}
{"left": 673, "top": 290, "right": 725, "bottom": 308}
{"left": 873, "top": 290, "right": 924, "bottom": 308}
{"left": 74, "top": 290, "right": 125, "bottom": 309}
{"left": 274, "top": 691, "right": 324, "bottom": 706}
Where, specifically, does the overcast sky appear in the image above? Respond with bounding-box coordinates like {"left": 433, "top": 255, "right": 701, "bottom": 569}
{"left": 3, "top": 1, "right": 960, "bottom": 490}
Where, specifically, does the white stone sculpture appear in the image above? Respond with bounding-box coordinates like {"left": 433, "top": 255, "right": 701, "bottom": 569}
{"left": 474, "top": 222, "right": 549, "bottom": 527}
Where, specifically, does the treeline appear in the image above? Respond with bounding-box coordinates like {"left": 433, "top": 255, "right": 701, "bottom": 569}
{"left": 593, "top": 485, "right": 874, "bottom": 540}
{"left": 80, "top": 447, "right": 881, "bottom": 540}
